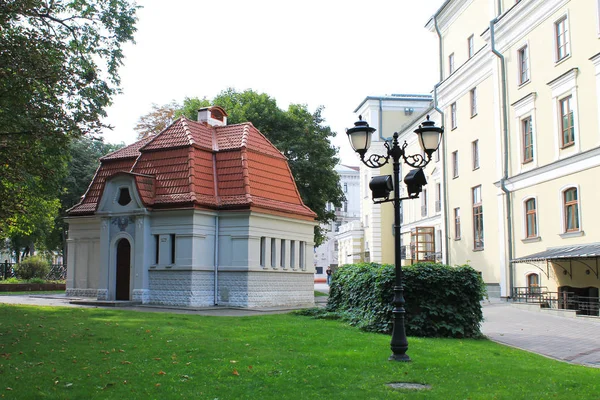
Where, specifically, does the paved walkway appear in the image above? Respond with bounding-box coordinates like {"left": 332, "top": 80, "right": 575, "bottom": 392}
{"left": 481, "top": 300, "right": 600, "bottom": 368}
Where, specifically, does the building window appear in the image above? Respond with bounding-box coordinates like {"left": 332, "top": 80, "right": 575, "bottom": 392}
{"left": 563, "top": 188, "right": 579, "bottom": 232}
{"left": 364, "top": 214, "right": 369, "bottom": 228}
{"left": 170, "top": 234, "right": 176, "bottom": 264}
{"left": 560, "top": 96, "right": 574, "bottom": 148}
{"left": 518, "top": 45, "right": 529, "bottom": 85}
{"left": 470, "top": 87, "right": 477, "bottom": 117}
{"left": 449, "top": 53, "right": 455, "bottom": 75}
{"left": 155, "top": 235, "right": 159, "bottom": 264}
{"left": 525, "top": 198, "right": 537, "bottom": 238}
{"left": 300, "top": 241, "right": 306, "bottom": 269}
{"left": 271, "top": 238, "right": 276, "bottom": 268}
{"left": 451, "top": 102, "right": 457, "bottom": 129}
{"left": 435, "top": 183, "right": 442, "bottom": 213}
{"left": 472, "top": 185, "right": 484, "bottom": 250}
{"left": 452, "top": 151, "right": 459, "bottom": 178}
{"left": 468, "top": 35, "right": 474, "bottom": 58}
{"left": 343, "top": 201, "right": 347, "bottom": 212}
{"left": 454, "top": 207, "right": 461, "bottom": 240}
{"left": 280, "top": 239, "right": 286, "bottom": 268}
{"left": 344, "top": 183, "right": 348, "bottom": 193}
{"left": 527, "top": 273, "right": 540, "bottom": 289}
{"left": 421, "top": 187, "right": 428, "bottom": 217}
{"left": 522, "top": 116, "right": 534, "bottom": 163}
{"left": 260, "top": 237, "right": 266, "bottom": 267}
{"left": 290, "top": 240, "right": 296, "bottom": 268}
{"left": 555, "top": 16, "right": 569, "bottom": 61}
{"left": 117, "top": 187, "right": 132, "bottom": 206}
{"left": 472, "top": 140, "right": 479, "bottom": 170}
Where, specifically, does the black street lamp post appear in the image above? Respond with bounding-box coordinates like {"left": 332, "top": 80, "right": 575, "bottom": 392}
{"left": 346, "top": 115, "right": 443, "bottom": 362}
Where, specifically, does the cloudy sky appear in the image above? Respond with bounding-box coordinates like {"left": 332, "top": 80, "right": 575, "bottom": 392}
{"left": 101, "top": 0, "right": 441, "bottom": 165}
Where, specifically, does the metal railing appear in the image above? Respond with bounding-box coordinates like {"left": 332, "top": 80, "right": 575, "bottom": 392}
{"left": 513, "top": 286, "right": 600, "bottom": 316}
{"left": 1, "top": 262, "right": 66, "bottom": 281}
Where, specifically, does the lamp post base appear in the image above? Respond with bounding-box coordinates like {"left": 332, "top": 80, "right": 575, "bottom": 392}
{"left": 389, "top": 353, "right": 411, "bottom": 362}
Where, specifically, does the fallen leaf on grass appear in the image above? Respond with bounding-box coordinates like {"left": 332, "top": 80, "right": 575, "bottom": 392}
{"left": 6, "top": 387, "right": 12, "bottom": 391}
{"left": 232, "top": 369, "right": 239, "bottom": 376}
{"left": 121, "top": 361, "right": 132, "bottom": 365}
{"left": 157, "top": 371, "right": 166, "bottom": 375}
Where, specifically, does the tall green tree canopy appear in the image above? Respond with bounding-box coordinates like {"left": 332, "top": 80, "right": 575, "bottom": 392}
{"left": 140, "top": 89, "right": 344, "bottom": 245}
{"left": 0, "top": 0, "right": 139, "bottom": 235}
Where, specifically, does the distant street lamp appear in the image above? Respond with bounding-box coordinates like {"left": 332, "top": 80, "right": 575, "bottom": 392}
{"left": 346, "top": 115, "right": 443, "bottom": 361}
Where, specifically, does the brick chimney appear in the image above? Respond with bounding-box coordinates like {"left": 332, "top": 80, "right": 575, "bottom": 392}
{"left": 198, "top": 106, "right": 228, "bottom": 127}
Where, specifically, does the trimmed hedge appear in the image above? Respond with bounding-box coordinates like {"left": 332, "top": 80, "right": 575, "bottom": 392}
{"left": 326, "top": 262, "right": 486, "bottom": 338}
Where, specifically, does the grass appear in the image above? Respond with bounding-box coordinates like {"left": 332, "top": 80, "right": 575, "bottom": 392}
{"left": 0, "top": 305, "right": 598, "bottom": 399}
{"left": 314, "top": 290, "right": 328, "bottom": 297}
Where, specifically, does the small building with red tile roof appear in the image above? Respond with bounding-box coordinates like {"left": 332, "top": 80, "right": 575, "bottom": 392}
{"left": 66, "top": 106, "right": 317, "bottom": 307}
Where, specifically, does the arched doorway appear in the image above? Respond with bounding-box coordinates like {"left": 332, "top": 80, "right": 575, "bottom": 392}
{"left": 116, "top": 239, "right": 131, "bottom": 300}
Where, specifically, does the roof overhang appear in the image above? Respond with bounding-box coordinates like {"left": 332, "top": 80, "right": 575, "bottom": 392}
{"left": 511, "top": 243, "right": 600, "bottom": 263}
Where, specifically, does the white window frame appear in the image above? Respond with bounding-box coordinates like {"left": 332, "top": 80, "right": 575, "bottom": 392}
{"left": 559, "top": 184, "right": 583, "bottom": 237}
{"left": 472, "top": 139, "right": 479, "bottom": 170}
{"left": 452, "top": 150, "right": 459, "bottom": 178}
{"left": 451, "top": 102, "right": 457, "bottom": 130}
{"left": 517, "top": 44, "right": 530, "bottom": 86}
{"left": 554, "top": 14, "right": 571, "bottom": 63}
{"left": 470, "top": 87, "right": 477, "bottom": 117}
{"left": 512, "top": 93, "right": 537, "bottom": 171}
{"left": 521, "top": 196, "right": 540, "bottom": 241}
{"left": 449, "top": 53, "right": 455, "bottom": 75}
{"left": 548, "top": 69, "right": 579, "bottom": 160}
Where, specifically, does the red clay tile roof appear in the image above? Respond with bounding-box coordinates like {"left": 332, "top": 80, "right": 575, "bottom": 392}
{"left": 68, "top": 115, "right": 316, "bottom": 219}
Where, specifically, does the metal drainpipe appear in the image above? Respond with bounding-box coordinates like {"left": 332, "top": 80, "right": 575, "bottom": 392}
{"left": 433, "top": 15, "right": 449, "bottom": 265}
{"left": 490, "top": 19, "right": 514, "bottom": 298}
{"left": 214, "top": 215, "right": 219, "bottom": 305}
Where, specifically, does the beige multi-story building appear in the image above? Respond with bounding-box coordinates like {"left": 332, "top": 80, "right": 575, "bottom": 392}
{"left": 424, "top": 0, "right": 600, "bottom": 305}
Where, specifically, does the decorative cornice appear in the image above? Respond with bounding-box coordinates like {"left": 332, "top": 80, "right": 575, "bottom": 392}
{"left": 437, "top": 46, "right": 493, "bottom": 106}
{"left": 497, "top": 146, "right": 600, "bottom": 191}
{"left": 488, "top": 0, "right": 570, "bottom": 52}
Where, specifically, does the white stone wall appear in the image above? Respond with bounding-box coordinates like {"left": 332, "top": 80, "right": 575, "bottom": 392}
{"left": 218, "top": 271, "right": 314, "bottom": 308}
{"left": 148, "top": 270, "right": 215, "bottom": 307}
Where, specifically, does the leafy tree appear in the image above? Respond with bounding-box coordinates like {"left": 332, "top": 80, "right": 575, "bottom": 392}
{"left": 4, "top": 137, "right": 123, "bottom": 261}
{"left": 0, "top": 0, "right": 139, "bottom": 234}
{"left": 177, "top": 89, "right": 344, "bottom": 245}
{"left": 134, "top": 101, "right": 180, "bottom": 139}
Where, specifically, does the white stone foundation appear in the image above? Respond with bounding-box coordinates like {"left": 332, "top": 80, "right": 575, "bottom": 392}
{"left": 218, "top": 271, "right": 314, "bottom": 308}
{"left": 148, "top": 270, "right": 215, "bottom": 307}
{"left": 65, "top": 288, "right": 99, "bottom": 298}
{"left": 146, "top": 269, "right": 314, "bottom": 308}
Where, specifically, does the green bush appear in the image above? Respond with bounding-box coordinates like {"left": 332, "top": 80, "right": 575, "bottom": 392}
{"left": 14, "top": 256, "right": 50, "bottom": 280}
{"left": 326, "top": 262, "right": 486, "bottom": 338}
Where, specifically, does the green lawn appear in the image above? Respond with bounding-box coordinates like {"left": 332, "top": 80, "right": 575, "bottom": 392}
{"left": 0, "top": 305, "right": 598, "bottom": 399}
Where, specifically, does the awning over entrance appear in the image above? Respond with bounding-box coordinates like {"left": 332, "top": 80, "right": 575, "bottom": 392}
{"left": 512, "top": 243, "right": 600, "bottom": 263}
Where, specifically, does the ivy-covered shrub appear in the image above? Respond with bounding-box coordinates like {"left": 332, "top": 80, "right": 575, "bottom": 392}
{"left": 326, "top": 262, "right": 486, "bottom": 338}
{"left": 14, "top": 256, "right": 50, "bottom": 280}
